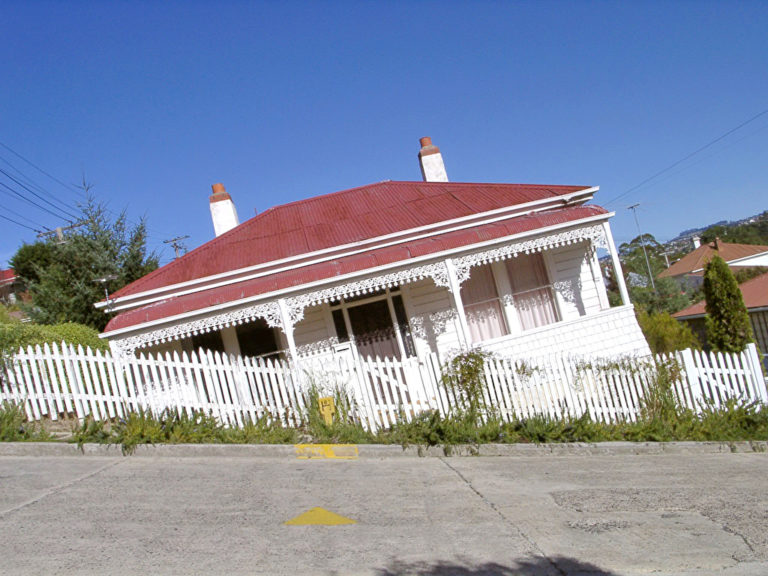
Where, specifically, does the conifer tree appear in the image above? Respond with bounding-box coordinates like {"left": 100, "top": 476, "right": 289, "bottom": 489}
{"left": 9, "top": 198, "right": 158, "bottom": 331}
{"left": 703, "top": 255, "right": 753, "bottom": 353}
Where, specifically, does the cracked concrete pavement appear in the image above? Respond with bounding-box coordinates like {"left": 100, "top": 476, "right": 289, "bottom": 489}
{"left": 0, "top": 448, "right": 766, "bottom": 575}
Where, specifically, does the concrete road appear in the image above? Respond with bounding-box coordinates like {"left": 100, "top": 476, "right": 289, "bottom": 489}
{"left": 0, "top": 447, "right": 766, "bottom": 575}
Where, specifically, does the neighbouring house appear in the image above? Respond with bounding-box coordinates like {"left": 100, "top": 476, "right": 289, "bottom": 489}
{"left": 659, "top": 237, "right": 768, "bottom": 289}
{"left": 673, "top": 271, "right": 768, "bottom": 367}
{"left": 98, "top": 138, "right": 649, "bottom": 364}
{"left": 0, "top": 269, "right": 19, "bottom": 305}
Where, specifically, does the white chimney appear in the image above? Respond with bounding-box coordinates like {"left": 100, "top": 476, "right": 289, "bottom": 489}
{"left": 692, "top": 236, "right": 701, "bottom": 249}
{"left": 418, "top": 137, "right": 449, "bottom": 182}
{"left": 209, "top": 183, "right": 239, "bottom": 237}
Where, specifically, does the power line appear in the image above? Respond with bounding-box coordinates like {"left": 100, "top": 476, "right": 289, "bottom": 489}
{"left": 0, "top": 212, "right": 39, "bottom": 232}
{"left": 0, "top": 180, "right": 70, "bottom": 221}
{"left": 0, "top": 167, "right": 80, "bottom": 220}
{"left": 0, "top": 204, "right": 46, "bottom": 228}
{"left": 0, "top": 140, "right": 84, "bottom": 198}
{"left": 0, "top": 154, "right": 83, "bottom": 216}
{"left": 0, "top": 140, "right": 180, "bottom": 246}
{"left": 605, "top": 107, "right": 768, "bottom": 207}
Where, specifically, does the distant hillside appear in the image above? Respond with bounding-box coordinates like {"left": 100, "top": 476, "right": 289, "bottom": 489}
{"left": 663, "top": 210, "right": 768, "bottom": 258}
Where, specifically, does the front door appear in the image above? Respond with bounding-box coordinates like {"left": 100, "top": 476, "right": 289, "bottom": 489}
{"left": 346, "top": 299, "right": 401, "bottom": 360}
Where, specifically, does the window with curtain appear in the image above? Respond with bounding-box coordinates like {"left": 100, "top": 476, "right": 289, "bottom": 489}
{"left": 461, "top": 264, "right": 508, "bottom": 342}
{"left": 505, "top": 252, "right": 558, "bottom": 330}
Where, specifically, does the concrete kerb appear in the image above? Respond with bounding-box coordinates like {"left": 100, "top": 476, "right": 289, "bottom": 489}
{"left": 0, "top": 441, "right": 766, "bottom": 458}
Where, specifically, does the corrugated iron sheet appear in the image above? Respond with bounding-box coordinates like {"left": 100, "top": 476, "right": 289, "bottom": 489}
{"left": 106, "top": 205, "right": 605, "bottom": 332}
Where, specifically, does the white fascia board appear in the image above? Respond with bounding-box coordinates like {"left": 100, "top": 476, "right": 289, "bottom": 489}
{"left": 98, "top": 187, "right": 598, "bottom": 311}
{"left": 102, "top": 212, "right": 611, "bottom": 339}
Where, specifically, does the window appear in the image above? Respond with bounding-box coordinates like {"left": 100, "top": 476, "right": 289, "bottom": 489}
{"left": 505, "top": 253, "right": 558, "bottom": 330}
{"left": 461, "top": 264, "right": 508, "bottom": 342}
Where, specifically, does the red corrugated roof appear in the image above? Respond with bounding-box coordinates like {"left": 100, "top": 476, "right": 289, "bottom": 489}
{"left": 673, "top": 271, "right": 768, "bottom": 319}
{"left": 105, "top": 206, "right": 607, "bottom": 332}
{"left": 105, "top": 205, "right": 606, "bottom": 332}
{"left": 0, "top": 269, "right": 15, "bottom": 286}
{"left": 111, "top": 181, "right": 591, "bottom": 300}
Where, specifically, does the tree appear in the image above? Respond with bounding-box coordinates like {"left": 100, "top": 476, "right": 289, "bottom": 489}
{"left": 702, "top": 255, "right": 753, "bottom": 353}
{"left": 619, "top": 233, "right": 666, "bottom": 280}
{"left": 629, "top": 276, "right": 692, "bottom": 315}
{"left": 635, "top": 309, "right": 699, "bottom": 354}
{"left": 9, "top": 198, "right": 159, "bottom": 331}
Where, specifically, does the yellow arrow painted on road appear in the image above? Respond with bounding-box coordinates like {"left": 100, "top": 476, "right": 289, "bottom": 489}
{"left": 284, "top": 507, "right": 356, "bottom": 526}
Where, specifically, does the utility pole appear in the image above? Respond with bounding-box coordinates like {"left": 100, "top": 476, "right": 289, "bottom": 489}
{"left": 627, "top": 203, "right": 656, "bottom": 292}
{"left": 164, "top": 235, "right": 190, "bottom": 259}
{"left": 37, "top": 220, "right": 87, "bottom": 244}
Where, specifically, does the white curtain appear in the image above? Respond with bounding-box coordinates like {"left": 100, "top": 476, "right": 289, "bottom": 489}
{"left": 505, "top": 253, "right": 558, "bottom": 330}
{"left": 461, "top": 264, "right": 507, "bottom": 342}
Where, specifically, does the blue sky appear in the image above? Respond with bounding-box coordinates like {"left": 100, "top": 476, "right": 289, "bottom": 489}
{"left": 2, "top": 1, "right": 767, "bottom": 268}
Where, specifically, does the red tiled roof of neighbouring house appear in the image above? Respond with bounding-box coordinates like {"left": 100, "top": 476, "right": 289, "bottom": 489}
{"left": 0, "top": 269, "right": 16, "bottom": 286}
{"left": 104, "top": 204, "right": 607, "bottom": 332}
{"left": 659, "top": 240, "right": 768, "bottom": 279}
{"left": 111, "top": 181, "right": 593, "bottom": 300}
{"left": 673, "top": 271, "right": 768, "bottom": 319}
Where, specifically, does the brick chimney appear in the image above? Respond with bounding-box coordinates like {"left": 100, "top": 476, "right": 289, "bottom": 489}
{"left": 209, "top": 183, "right": 239, "bottom": 237}
{"left": 418, "top": 137, "right": 449, "bottom": 182}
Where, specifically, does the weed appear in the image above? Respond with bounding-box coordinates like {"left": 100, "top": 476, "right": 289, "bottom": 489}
{"left": 71, "top": 416, "right": 111, "bottom": 449}
{"left": 226, "top": 414, "right": 299, "bottom": 444}
{"left": 0, "top": 401, "right": 50, "bottom": 441}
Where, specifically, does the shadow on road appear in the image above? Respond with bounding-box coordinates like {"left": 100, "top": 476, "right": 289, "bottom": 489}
{"left": 375, "top": 556, "right": 618, "bottom": 575}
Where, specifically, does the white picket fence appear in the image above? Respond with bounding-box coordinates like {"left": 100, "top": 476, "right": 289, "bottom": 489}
{"left": 1, "top": 343, "right": 766, "bottom": 431}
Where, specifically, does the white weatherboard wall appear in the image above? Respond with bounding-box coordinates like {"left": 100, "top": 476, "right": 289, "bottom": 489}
{"left": 481, "top": 304, "right": 650, "bottom": 358}
{"left": 401, "top": 279, "right": 463, "bottom": 358}
{"left": 294, "top": 305, "right": 335, "bottom": 357}
{"left": 548, "top": 243, "right": 605, "bottom": 320}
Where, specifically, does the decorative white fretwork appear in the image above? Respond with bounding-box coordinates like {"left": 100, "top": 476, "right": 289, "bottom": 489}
{"left": 451, "top": 224, "right": 606, "bottom": 286}
{"left": 410, "top": 309, "right": 458, "bottom": 340}
{"left": 111, "top": 301, "right": 281, "bottom": 356}
{"left": 111, "top": 224, "right": 607, "bottom": 356}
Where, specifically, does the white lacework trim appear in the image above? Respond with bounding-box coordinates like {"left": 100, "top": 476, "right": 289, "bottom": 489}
{"left": 111, "top": 301, "right": 281, "bottom": 355}
{"left": 110, "top": 225, "right": 606, "bottom": 356}
{"left": 410, "top": 309, "right": 458, "bottom": 340}
{"left": 452, "top": 224, "right": 606, "bottom": 283}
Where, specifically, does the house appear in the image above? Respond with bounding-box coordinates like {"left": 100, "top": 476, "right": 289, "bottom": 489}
{"left": 659, "top": 237, "right": 768, "bottom": 288}
{"left": 0, "top": 269, "right": 19, "bottom": 305}
{"left": 98, "top": 138, "right": 649, "bottom": 364}
{"left": 673, "top": 271, "right": 768, "bottom": 367}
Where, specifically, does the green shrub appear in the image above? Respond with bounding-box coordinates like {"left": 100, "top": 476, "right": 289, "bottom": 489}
{"left": 227, "top": 414, "right": 299, "bottom": 444}
{"left": 0, "top": 321, "right": 108, "bottom": 357}
{"left": 636, "top": 310, "right": 700, "bottom": 354}
{"left": 45, "top": 323, "right": 108, "bottom": 351}
{"left": 0, "top": 305, "right": 22, "bottom": 325}
{"left": 440, "top": 349, "right": 492, "bottom": 424}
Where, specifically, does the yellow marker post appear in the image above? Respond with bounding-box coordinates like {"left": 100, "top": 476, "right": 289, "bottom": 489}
{"left": 284, "top": 507, "right": 356, "bottom": 526}
{"left": 318, "top": 396, "right": 335, "bottom": 425}
{"left": 294, "top": 444, "right": 358, "bottom": 459}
